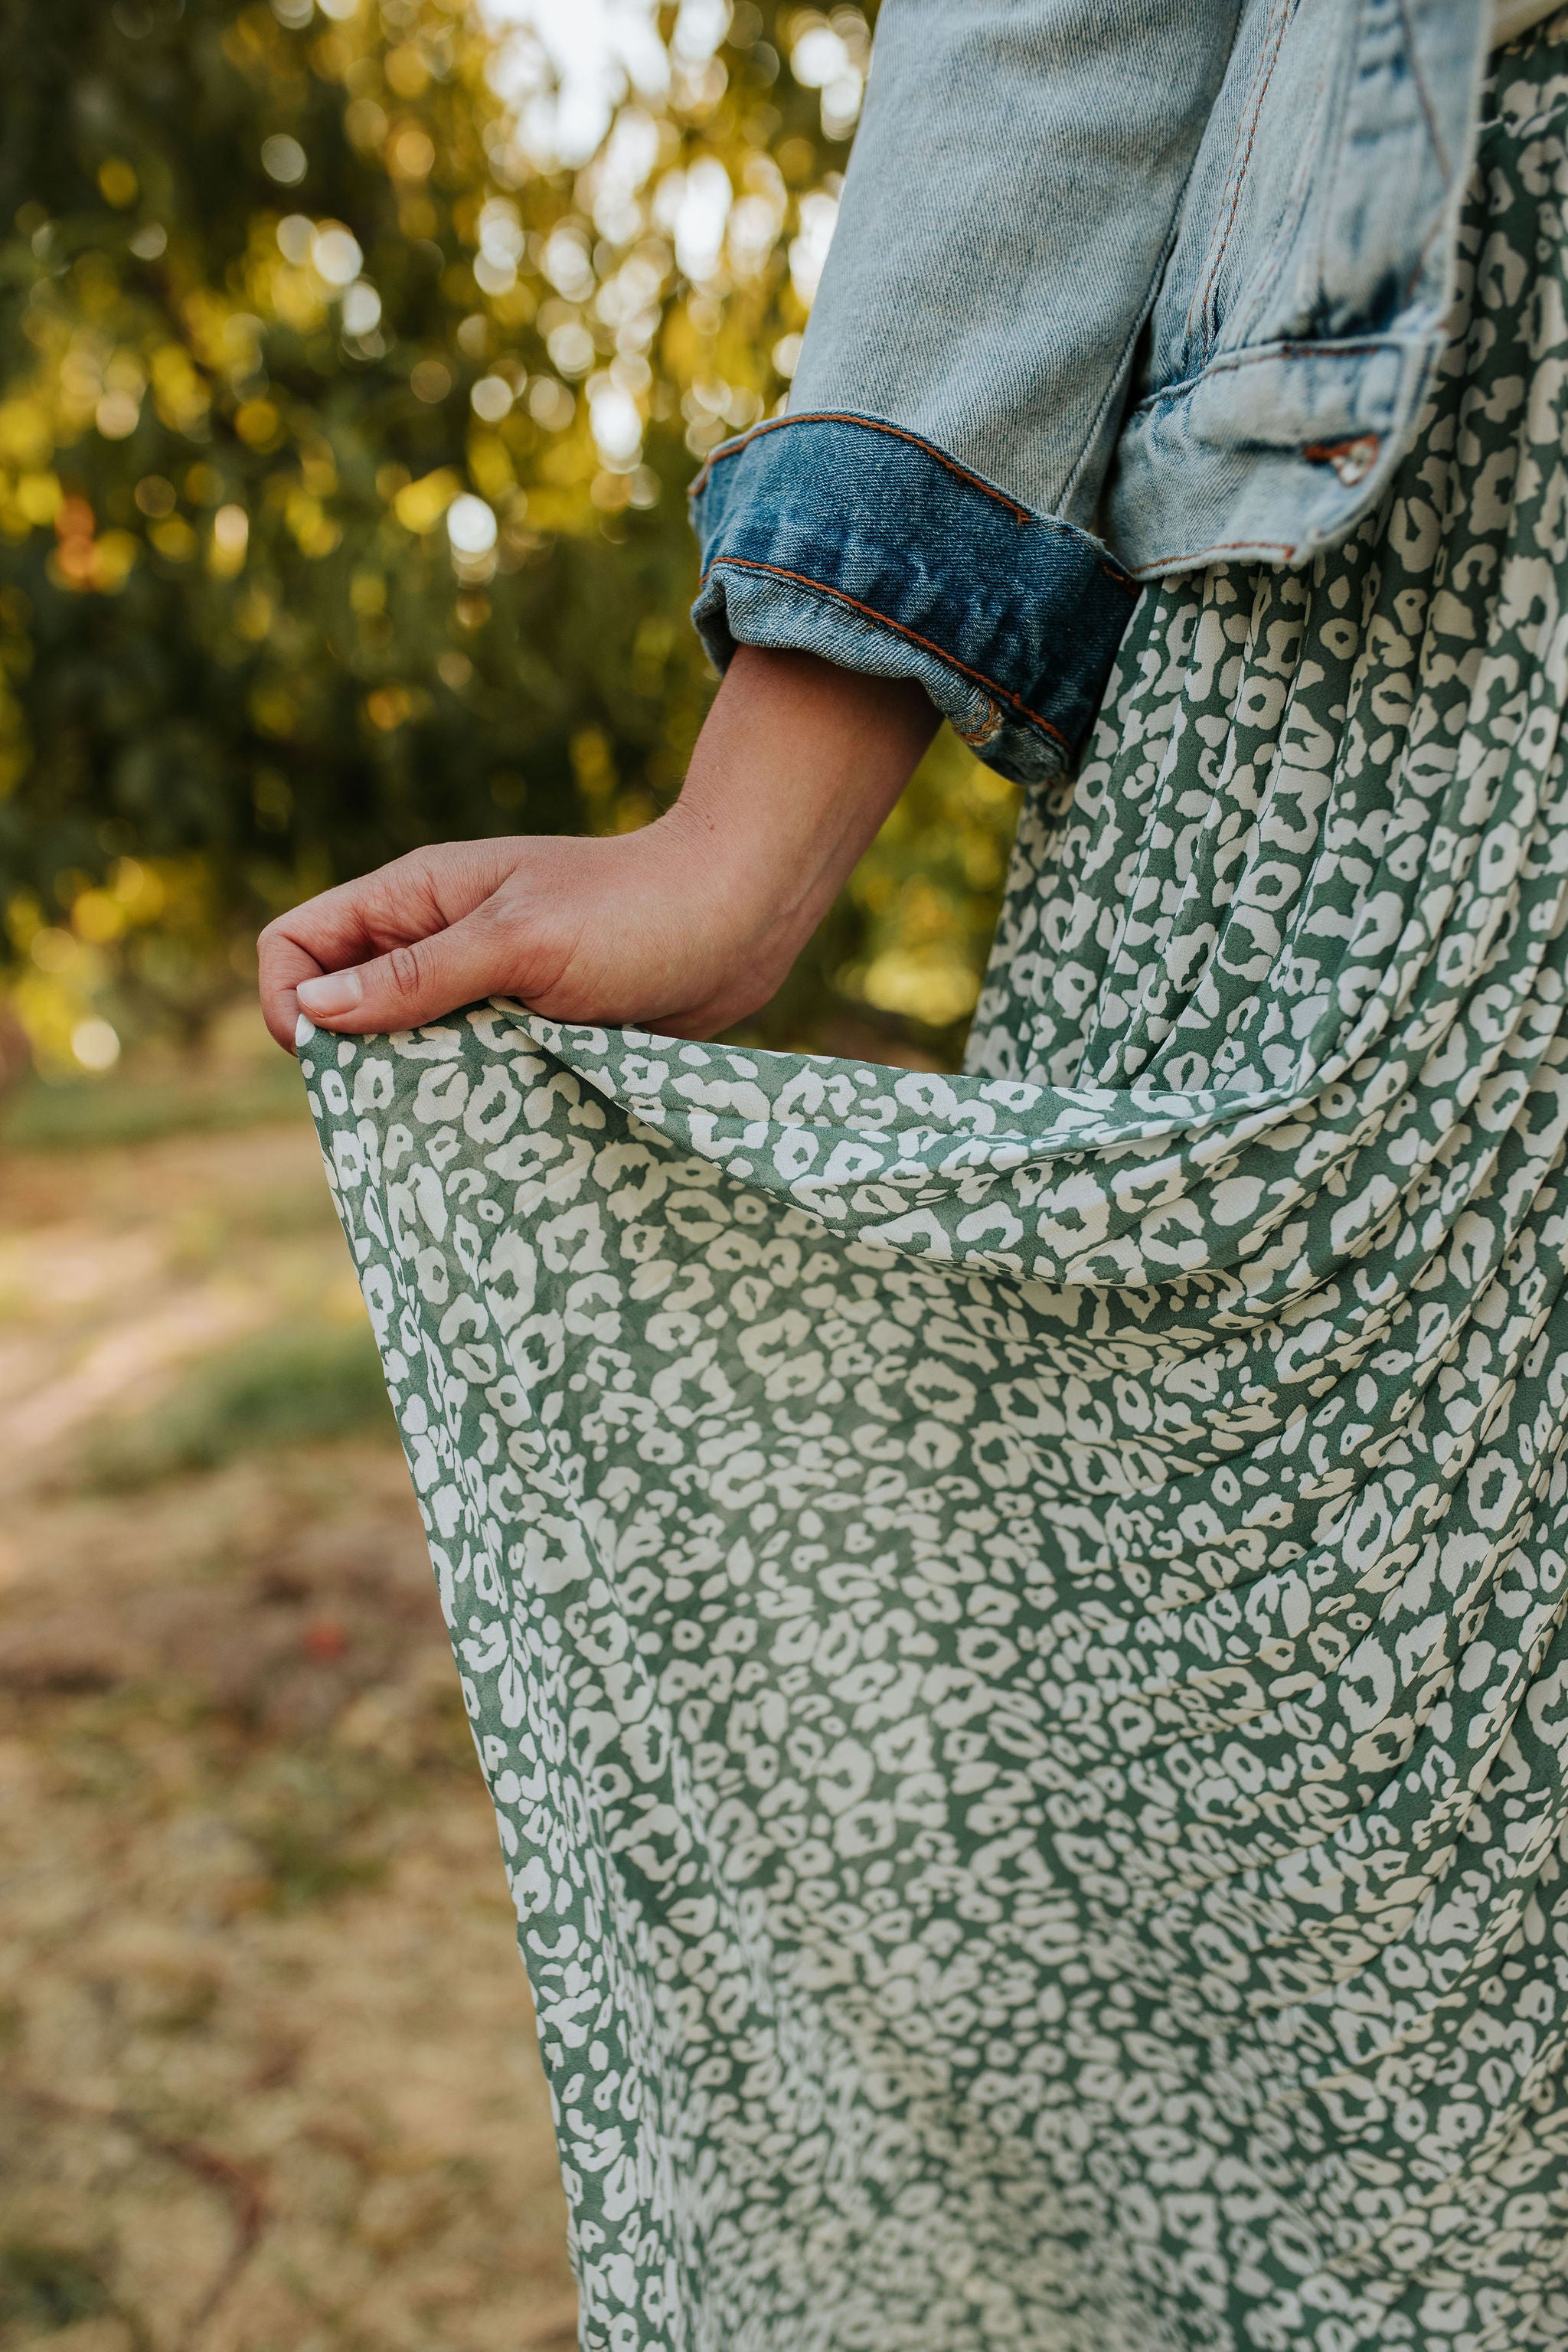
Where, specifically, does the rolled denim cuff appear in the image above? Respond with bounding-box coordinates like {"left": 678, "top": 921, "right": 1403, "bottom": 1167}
{"left": 688, "top": 413, "right": 1141, "bottom": 784}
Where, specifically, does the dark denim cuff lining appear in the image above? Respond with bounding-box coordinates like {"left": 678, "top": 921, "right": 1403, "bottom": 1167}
{"left": 688, "top": 413, "right": 1140, "bottom": 784}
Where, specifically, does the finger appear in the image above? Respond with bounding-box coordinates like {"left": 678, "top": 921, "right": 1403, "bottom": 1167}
{"left": 257, "top": 926, "right": 328, "bottom": 1050}
{"left": 257, "top": 841, "right": 522, "bottom": 1050}
{"left": 274, "top": 840, "right": 520, "bottom": 967}
{"left": 293, "top": 900, "right": 529, "bottom": 1034}
{"left": 258, "top": 864, "right": 422, "bottom": 1051}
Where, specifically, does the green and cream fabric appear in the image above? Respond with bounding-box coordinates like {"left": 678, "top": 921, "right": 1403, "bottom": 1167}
{"left": 302, "top": 38, "right": 1568, "bottom": 2351}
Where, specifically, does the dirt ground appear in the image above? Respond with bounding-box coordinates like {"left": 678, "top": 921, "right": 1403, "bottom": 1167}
{"left": 0, "top": 1023, "right": 577, "bottom": 2352}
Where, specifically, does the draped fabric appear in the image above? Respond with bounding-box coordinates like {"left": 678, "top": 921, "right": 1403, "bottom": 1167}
{"left": 302, "top": 38, "right": 1568, "bottom": 2351}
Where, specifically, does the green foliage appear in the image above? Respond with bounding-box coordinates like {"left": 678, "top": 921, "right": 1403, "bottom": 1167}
{"left": 0, "top": 2241, "right": 113, "bottom": 2334}
{"left": 0, "top": 1047, "right": 302, "bottom": 1144}
{"left": 90, "top": 1317, "right": 395, "bottom": 1484}
{"left": 0, "top": 0, "right": 1016, "bottom": 1070}
{"left": 249, "top": 1798, "right": 388, "bottom": 1908}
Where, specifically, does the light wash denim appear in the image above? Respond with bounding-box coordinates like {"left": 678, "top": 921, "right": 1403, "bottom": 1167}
{"left": 691, "top": 0, "right": 1511, "bottom": 785}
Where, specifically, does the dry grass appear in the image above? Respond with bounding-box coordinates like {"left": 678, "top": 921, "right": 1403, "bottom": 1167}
{"left": 0, "top": 1016, "right": 575, "bottom": 2352}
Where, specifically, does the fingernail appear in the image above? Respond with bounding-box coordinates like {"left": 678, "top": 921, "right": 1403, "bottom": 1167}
{"left": 297, "top": 969, "right": 364, "bottom": 1018}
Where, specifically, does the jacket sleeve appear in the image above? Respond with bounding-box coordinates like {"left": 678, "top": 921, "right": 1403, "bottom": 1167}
{"left": 689, "top": 0, "right": 1242, "bottom": 782}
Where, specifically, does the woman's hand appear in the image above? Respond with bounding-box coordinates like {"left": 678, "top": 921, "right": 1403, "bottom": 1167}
{"left": 257, "top": 645, "right": 937, "bottom": 1050}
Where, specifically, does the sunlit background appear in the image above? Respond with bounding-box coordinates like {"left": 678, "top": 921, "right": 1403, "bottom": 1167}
{"left": 0, "top": 2, "right": 1021, "bottom": 2344}
{"left": 0, "top": 0, "right": 1018, "bottom": 1090}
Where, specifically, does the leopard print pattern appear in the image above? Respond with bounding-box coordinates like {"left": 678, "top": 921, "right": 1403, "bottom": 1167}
{"left": 301, "top": 28, "right": 1568, "bottom": 2350}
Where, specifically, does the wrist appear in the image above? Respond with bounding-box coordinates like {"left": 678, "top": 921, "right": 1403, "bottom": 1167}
{"left": 663, "top": 646, "right": 938, "bottom": 927}
{"left": 639, "top": 789, "right": 779, "bottom": 966}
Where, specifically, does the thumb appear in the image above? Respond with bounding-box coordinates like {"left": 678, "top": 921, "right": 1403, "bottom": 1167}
{"left": 295, "top": 904, "right": 519, "bottom": 1034}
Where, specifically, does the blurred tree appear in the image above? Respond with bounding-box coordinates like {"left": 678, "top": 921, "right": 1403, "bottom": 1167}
{"left": 0, "top": 0, "right": 1016, "bottom": 1074}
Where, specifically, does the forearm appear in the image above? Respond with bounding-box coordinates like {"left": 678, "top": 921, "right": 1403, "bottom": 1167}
{"left": 664, "top": 646, "right": 938, "bottom": 966}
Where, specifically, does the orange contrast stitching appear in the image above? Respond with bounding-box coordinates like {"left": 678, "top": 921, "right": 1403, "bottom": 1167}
{"left": 1125, "top": 539, "right": 1297, "bottom": 576}
{"left": 1132, "top": 337, "right": 1396, "bottom": 416}
{"left": 1185, "top": 0, "right": 1292, "bottom": 348}
{"left": 699, "top": 554, "right": 1073, "bottom": 747}
{"left": 1302, "top": 437, "right": 1377, "bottom": 465}
{"left": 689, "top": 412, "right": 1042, "bottom": 530}
{"left": 1390, "top": 0, "right": 1448, "bottom": 178}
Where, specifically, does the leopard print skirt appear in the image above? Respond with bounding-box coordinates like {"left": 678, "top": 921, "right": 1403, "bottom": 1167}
{"left": 303, "top": 28, "right": 1568, "bottom": 2350}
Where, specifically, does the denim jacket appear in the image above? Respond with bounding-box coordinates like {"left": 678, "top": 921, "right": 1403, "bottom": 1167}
{"left": 689, "top": 0, "right": 1539, "bottom": 785}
